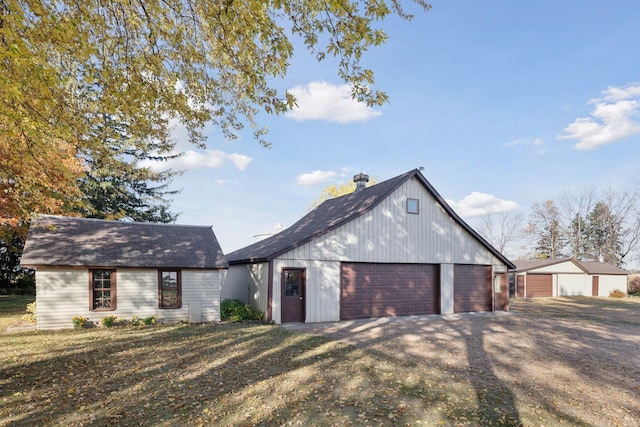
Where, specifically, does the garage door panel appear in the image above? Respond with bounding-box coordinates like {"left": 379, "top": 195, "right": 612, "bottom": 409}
{"left": 526, "top": 274, "right": 552, "bottom": 298}
{"left": 340, "top": 263, "right": 440, "bottom": 320}
{"left": 454, "top": 265, "right": 492, "bottom": 313}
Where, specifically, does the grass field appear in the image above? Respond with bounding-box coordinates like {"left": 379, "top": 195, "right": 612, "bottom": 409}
{"left": 0, "top": 295, "right": 35, "bottom": 331}
{"left": 1, "top": 296, "right": 639, "bottom": 426}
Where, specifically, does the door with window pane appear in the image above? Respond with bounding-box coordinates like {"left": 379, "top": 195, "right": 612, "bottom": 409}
{"left": 281, "top": 269, "right": 305, "bottom": 323}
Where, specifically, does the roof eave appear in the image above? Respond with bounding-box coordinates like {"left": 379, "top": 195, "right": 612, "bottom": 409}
{"left": 412, "top": 172, "right": 516, "bottom": 270}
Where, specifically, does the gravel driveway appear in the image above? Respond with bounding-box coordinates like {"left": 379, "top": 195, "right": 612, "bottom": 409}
{"left": 284, "top": 297, "right": 640, "bottom": 426}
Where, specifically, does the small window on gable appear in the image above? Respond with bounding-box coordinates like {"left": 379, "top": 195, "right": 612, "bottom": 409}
{"left": 158, "top": 270, "right": 182, "bottom": 309}
{"left": 407, "top": 198, "right": 419, "bottom": 214}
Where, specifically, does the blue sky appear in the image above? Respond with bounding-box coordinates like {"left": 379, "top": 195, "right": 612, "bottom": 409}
{"left": 145, "top": 1, "right": 640, "bottom": 260}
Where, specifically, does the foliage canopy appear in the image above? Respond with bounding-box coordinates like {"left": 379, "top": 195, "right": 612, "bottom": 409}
{"left": 1, "top": 0, "right": 430, "bottom": 228}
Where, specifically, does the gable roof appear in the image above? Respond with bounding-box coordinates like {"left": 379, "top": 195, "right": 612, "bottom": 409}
{"left": 21, "top": 215, "right": 228, "bottom": 269}
{"left": 577, "top": 261, "right": 628, "bottom": 275}
{"left": 513, "top": 258, "right": 628, "bottom": 275}
{"left": 512, "top": 257, "right": 586, "bottom": 273}
{"left": 227, "top": 169, "right": 515, "bottom": 269}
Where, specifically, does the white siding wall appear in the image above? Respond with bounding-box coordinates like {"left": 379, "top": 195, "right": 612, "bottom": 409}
{"left": 223, "top": 264, "right": 269, "bottom": 316}
{"left": 596, "top": 275, "right": 628, "bottom": 296}
{"left": 36, "top": 267, "right": 224, "bottom": 330}
{"left": 440, "top": 263, "right": 454, "bottom": 315}
{"left": 36, "top": 268, "right": 87, "bottom": 330}
{"left": 183, "top": 270, "right": 224, "bottom": 323}
{"left": 280, "top": 177, "right": 504, "bottom": 266}
{"left": 269, "top": 177, "right": 508, "bottom": 323}
{"left": 271, "top": 259, "right": 341, "bottom": 324}
{"left": 530, "top": 261, "right": 583, "bottom": 274}
{"left": 557, "top": 274, "right": 590, "bottom": 296}
{"left": 222, "top": 266, "right": 252, "bottom": 302}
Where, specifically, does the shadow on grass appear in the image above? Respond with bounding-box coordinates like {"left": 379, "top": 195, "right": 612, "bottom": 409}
{"left": 2, "top": 297, "right": 639, "bottom": 426}
{"left": 287, "top": 297, "right": 640, "bottom": 426}
{"left": 1, "top": 323, "right": 449, "bottom": 426}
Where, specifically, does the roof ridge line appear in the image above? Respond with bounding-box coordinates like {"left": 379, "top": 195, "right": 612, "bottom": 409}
{"left": 34, "top": 214, "right": 213, "bottom": 229}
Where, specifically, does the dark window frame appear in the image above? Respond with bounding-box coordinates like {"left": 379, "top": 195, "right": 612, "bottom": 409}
{"left": 407, "top": 198, "right": 420, "bottom": 214}
{"left": 89, "top": 269, "right": 117, "bottom": 311}
{"left": 158, "top": 270, "right": 182, "bottom": 309}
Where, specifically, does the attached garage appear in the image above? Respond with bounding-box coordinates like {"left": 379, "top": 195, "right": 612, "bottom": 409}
{"left": 225, "top": 169, "right": 515, "bottom": 324}
{"left": 454, "top": 265, "right": 492, "bottom": 313}
{"left": 525, "top": 274, "right": 553, "bottom": 297}
{"left": 340, "top": 263, "right": 440, "bottom": 320}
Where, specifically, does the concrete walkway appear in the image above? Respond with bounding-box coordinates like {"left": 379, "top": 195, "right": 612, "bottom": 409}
{"left": 281, "top": 310, "right": 515, "bottom": 332}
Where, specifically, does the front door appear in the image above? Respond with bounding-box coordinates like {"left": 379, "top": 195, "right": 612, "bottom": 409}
{"left": 281, "top": 269, "right": 305, "bottom": 323}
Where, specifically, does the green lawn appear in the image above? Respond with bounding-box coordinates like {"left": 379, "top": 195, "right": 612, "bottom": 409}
{"left": 0, "top": 295, "right": 35, "bottom": 331}
{"left": 1, "top": 297, "right": 639, "bottom": 426}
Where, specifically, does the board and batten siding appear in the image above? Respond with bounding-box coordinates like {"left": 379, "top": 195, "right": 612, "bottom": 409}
{"left": 270, "top": 259, "right": 341, "bottom": 324}
{"left": 280, "top": 177, "right": 504, "bottom": 267}
{"left": 35, "top": 267, "right": 224, "bottom": 330}
{"left": 269, "top": 177, "right": 508, "bottom": 323}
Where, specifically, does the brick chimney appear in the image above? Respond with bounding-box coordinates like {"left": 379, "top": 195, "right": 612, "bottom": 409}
{"left": 353, "top": 173, "right": 369, "bottom": 192}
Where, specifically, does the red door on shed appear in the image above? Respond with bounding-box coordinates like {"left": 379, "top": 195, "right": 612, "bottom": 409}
{"left": 592, "top": 276, "right": 599, "bottom": 296}
{"left": 454, "top": 265, "right": 492, "bottom": 313}
{"left": 525, "top": 274, "right": 552, "bottom": 298}
{"left": 340, "top": 263, "right": 440, "bottom": 320}
{"left": 281, "top": 269, "right": 305, "bottom": 323}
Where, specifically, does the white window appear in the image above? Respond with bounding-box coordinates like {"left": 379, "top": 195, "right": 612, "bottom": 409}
{"left": 407, "top": 198, "right": 419, "bottom": 214}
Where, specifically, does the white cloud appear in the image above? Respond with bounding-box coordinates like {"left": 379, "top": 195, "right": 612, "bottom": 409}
{"left": 226, "top": 153, "right": 252, "bottom": 170}
{"left": 503, "top": 138, "right": 545, "bottom": 147}
{"left": 560, "top": 84, "right": 640, "bottom": 150}
{"left": 286, "top": 81, "right": 382, "bottom": 123}
{"left": 296, "top": 170, "right": 338, "bottom": 186}
{"left": 141, "top": 149, "right": 252, "bottom": 171}
{"left": 591, "top": 85, "right": 640, "bottom": 103}
{"left": 446, "top": 192, "right": 519, "bottom": 218}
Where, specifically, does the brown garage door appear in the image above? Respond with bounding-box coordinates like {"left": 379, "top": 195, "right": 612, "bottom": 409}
{"left": 340, "top": 263, "right": 440, "bottom": 320}
{"left": 516, "top": 275, "right": 525, "bottom": 298}
{"left": 526, "top": 274, "right": 552, "bottom": 297}
{"left": 454, "top": 265, "right": 492, "bottom": 313}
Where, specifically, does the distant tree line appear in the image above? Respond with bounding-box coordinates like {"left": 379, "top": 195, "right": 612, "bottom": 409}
{"left": 478, "top": 186, "right": 640, "bottom": 268}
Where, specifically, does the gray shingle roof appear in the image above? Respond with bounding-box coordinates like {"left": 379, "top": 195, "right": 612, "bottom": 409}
{"left": 512, "top": 258, "right": 580, "bottom": 272}
{"left": 577, "top": 261, "right": 628, "bottom": 275}
{"left": 21, "top": 215, "right": 228, "bottom": 269}
{"left": 513, "top": 258, "right": 628, "bottom": 275}
{"left": 227, "top": 169, "right": 515, "bottom": 269}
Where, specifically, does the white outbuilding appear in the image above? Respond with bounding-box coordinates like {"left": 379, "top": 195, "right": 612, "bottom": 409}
{"left": 21, "top": 215, "right": 228, "bottom": 330}
{"left": 512, "top": 258, "right": 628, "bottom": 298}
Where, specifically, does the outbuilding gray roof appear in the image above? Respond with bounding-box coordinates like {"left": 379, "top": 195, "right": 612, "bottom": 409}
{"left": 512, "top": 258, "right": 582, "bottom": 273}
{"left": 227, "top": 169, "right": 515, "bottom": 269}
{"left": 513, "top": 258, "right": 627, "bottom": 275}
{"left": 577, "top": 261, "right": 628, "bottom": 275}
{"left": 21, "top": 215, "right": 228, "bottom": 269}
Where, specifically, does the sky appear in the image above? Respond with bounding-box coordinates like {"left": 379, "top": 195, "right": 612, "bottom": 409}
{"left": 143, "top": 1, "right": 640, "bottom": 263}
